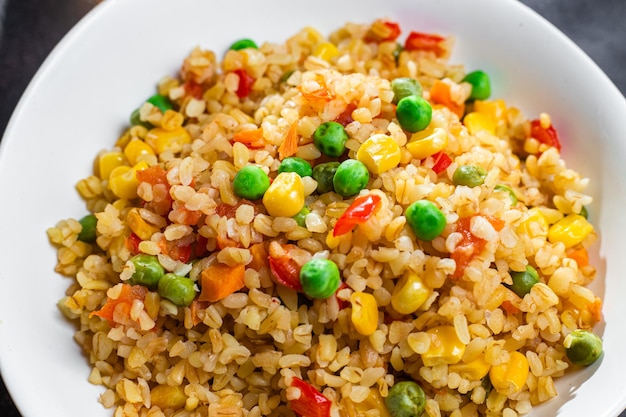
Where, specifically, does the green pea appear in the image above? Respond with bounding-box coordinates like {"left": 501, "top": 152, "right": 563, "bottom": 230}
{"left": 391, "top": 77, "right": 423, "bottom": 105}
{"left": 564, "top": 329, "right": 603, "bottom": 366}
{"left": 157, "top": 273, "right": 197, "bottom": 307}
{"left": 299, "top": 258, "right": 341, "bottom": 299}
{"left": 312, "top": 162, "right": 340, "bottom": 194}
{"left": 385, "top": 381, "right": 426, "bottom": 417}
{"left": 396, "top": 95, "right": 432, "bottom": 133}
{"left": 333, "top": 159, "right": 369, "bottom": 197}
{"left": 130, "top": 108, "right": 152, "bottom": 129}
{"left": 462, "top": 70, "right": 491, "bottom": 101}
{"left": 578, "top": 205, "right": 589, "bottom": 219}
{"left": 128, "top": 254, "right": 165, "bottom": 290}
{"left": 77, "top": 214, "right": 98, "bottom": 243}
{"left": 452, "top": 165, "right": 487, "bottom": 187}
{"left": 229, "top": 38, "right": 258, "bottom": 51}
{"left": 313, "top": 121, "right": 349, "bottom": 158}
{"left": 405, "top": 200, "right": 447, "bottom": 241}
{"left": 278, "top": 157, "right": 313, "bottom": 177}
{"left": 505, "top": 265, "right": 539, "bottom": 298}
{"left": 494, "top": 184, "right": 518, "bottom": 205}
{"left": 293, "top": 206, "right": 311, "bottom": 228}
{"left": 233, "top": 165, "right": 270, "bottom": 200}
{"left": 146, "top": 94, "right": 174, "bottom": 113}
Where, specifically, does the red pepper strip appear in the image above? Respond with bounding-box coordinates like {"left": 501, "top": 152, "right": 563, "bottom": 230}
{"left": 364, "top": 19, "right": 401, "bottom": 42}
{"left": 404, "top": 31, "right": 447, "bottom": 57}
{"left": 431, "top": 151, "right": 453, "bottom": 174}
{"left": 289, "top": 377, "right": 332, "bottom": 417}
{"left": 334, "top": 103, "right": 357, "bottom": 126}
{"left": 530, "top": 119, "right": 561, "bottom": 152}
{"left": 333, "top": 194, "right": 382, "bottom": 237}
{"left": 268, "top": 247, "right": 302, "bottom": 291}
{"left": 233, "top": 68, "right": 255, "bottom": 98}
{"left": 125, "top": 233, "right": 142, "bottom": 256}
{"left": 334, "top": 282, "right": 350, "bottom": 310}
{"left": 451, "top": 215, "right": 504, "bottom": 279}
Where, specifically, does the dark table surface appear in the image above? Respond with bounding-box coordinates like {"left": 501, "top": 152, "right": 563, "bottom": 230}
{"left": 0, "top": 0, "right": 624, "bottom": 416}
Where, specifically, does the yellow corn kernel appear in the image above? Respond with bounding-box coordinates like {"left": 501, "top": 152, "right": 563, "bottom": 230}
{"left": 326, "top": 232, "right": 341, "bottom": 250}
{"left": 463, "top": 112, "right": 496, "bottom": 135}
{"left": 303, "top": 26, "right": 325, "bottom": 45}
{"left": 517, "top": 207, "right": 549, "bottom": 238}
{"left": 548, "top": 214, "right": 593, "bottom": 248}
{"left": 449, "top": 357, "right": 491, "bottom": 380}
{"left": 108, "top": 161, "right": 149, "bottom": 200}
{"left": 150, "top": 385, "right": 187, "bottom": 410}
{"left": 356, "top": 134, "right": 402, "bottom": 174}
{"left": 473, "top": 99, "right": 508, "bottom": 124}
{"left": 145, "top": 126, "right": 191, "bottom": 154}
{"left": 406, "top": 127, "right": 448, "bottom": 160}
{"left": 391, "top": 272, "right": 430, "bottom": 315}
{"left": 126, "top": 208, "right": 160, "bottom": 240}
{"left": 313, "top": 42, "right": 339, "bottom": 62}
{"left": 341, "top": 387, "right": 391, "bottom": 417}
{"left": 262, "top": 172, "right": 305, "bottom": 218}
{"left": 98, "top": 151, "right": 127, "bottom": 180}
{"left": 421, "top": 325, "right": 466, "bottom": 366}
{"left": 350, "top": 291, "right": 379, "bottom": 336}
{"left": 489, "top": 351, "right": 529, "bottom": 395}
{"left": 123, "top": 138, "right": 155, "bottom": 166}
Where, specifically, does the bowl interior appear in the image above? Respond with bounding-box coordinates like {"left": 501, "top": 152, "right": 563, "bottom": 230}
{"left": 1, "top": 0, "right": 625, "bottom": 416}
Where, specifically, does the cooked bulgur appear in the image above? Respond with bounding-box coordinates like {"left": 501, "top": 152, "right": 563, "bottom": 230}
{"left": 48, "top": 19, "right": 602, "bottom": 417}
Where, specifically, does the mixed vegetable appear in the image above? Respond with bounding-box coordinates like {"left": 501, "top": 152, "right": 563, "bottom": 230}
{"left": 56, "top": 17, "right": 604, "bottom": 417}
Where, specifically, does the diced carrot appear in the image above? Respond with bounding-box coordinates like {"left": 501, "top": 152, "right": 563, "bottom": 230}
{"left": 278, "top": 123, "right": 299, "bottom": 160}
{"left": 588, "top": 297, "right": 603, "bottom": 323}
{"left": 91, "top": 284, "right": 149, "bottom": 323}
{"left": 483, "top": 214, "right": 505, "bottom": 232}
{"left": 136, "top": 165, "right": 169, "bottom": 185}
{"left": 430, "top": 79, "right": 465, "bottom": 119}
{"left": 233, "top": 128, "right": 266, "bottom": 149}
{"left": 249, "top": 242, "right": 269, "bottom": 271}
{"left": 216, "top": 234, "right": 240, "bottom": 250}
{"left": 501, "top": 300, "right": 521, "bottom": 315}
{"left": 215, "top": 200, "right": 258, "bottom": 218}
{"left": 199, "top": 263, "right": 246, "bottom": 302}
{"left": 566, "top": 247, "right": 589, "bottom": 268}
{"left": 190, "top": 300, "right": 210, "bottom": 326}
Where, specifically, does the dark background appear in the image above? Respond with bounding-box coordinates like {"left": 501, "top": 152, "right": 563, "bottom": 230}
{"left": 0, "top": 0, "right": 624, "bottom": 416}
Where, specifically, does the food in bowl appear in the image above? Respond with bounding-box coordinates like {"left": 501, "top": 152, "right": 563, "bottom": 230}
{"left": 47, "top": 19, "right": 603, "bottom": 417}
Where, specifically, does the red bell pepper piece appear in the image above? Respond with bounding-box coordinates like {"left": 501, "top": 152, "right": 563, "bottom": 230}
{"left": 530, "top": 119, "right": 561, "bottom": 152}
{"left": 183, "top": 80, "right": 204, "bottom": 99}
{"left": 289, "top": 377, "right": 332, "bottom": 417}
{"left": 233, "top": 68, "right": 255, "bottom": 98}
{"left": 404, "top": 31, "right": 447, "bottom": 57}
{"left": 364, "top": 19, "right": 402, "bottom": 43}
{"left": 451, "top": 215, "right": 504, "bottom": 278}
{"left": 268, "top": 244, "right": 303, "bottom": 291}
{"left": 430, "top": 151, "right": 453, "bottom": 174}
{"left": 333, "top": 194, "right": 382, "bottom": 237}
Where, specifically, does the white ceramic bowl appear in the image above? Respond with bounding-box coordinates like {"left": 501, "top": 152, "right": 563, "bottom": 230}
{"left": 1, "top": 0, "right": 625, "bottom": 416}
